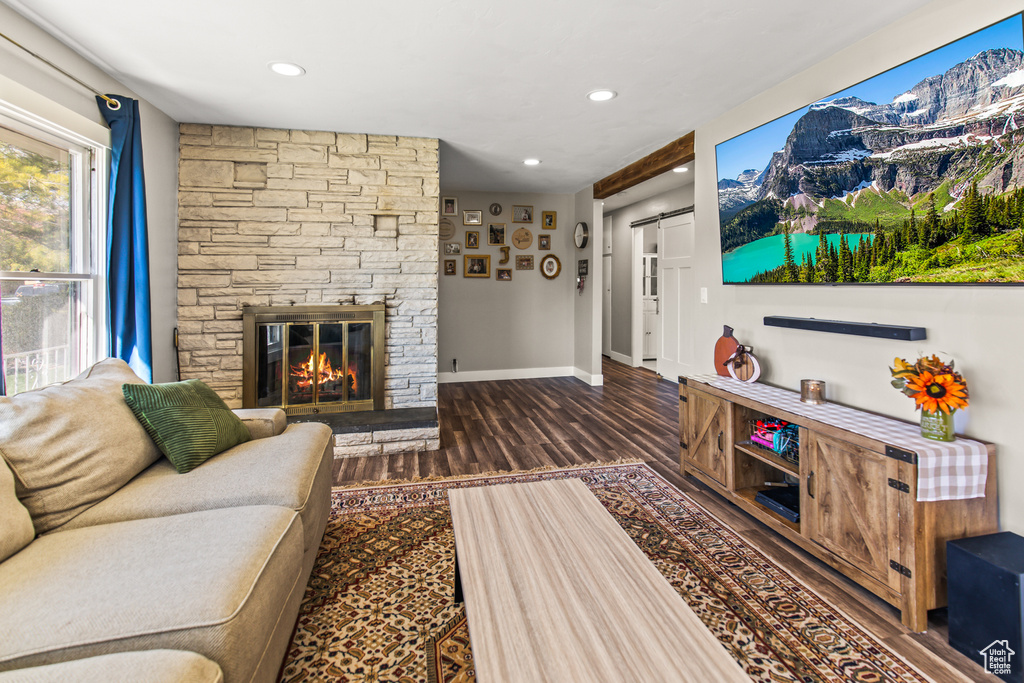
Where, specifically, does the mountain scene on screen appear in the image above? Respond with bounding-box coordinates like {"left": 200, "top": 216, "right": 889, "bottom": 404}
{"left": 717, "top": 19, "right": 1024, "bottom": 284}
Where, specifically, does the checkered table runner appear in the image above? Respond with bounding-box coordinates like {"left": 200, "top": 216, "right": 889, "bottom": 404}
{"left": 687, "top": 374, "right": 988, "bottom": 502}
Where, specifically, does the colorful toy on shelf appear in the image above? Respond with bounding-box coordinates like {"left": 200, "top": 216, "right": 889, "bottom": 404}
{"left": 750, "top": 419, "right": 800, "bottom": 463}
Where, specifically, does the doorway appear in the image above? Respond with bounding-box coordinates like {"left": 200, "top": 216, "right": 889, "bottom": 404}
{"left": 601, "top": 162, "right": 694, "bottom": 373}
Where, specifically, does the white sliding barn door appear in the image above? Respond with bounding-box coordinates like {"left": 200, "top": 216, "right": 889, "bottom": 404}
{"left": 656, "top": 212, "right": 695, "bottom": 381}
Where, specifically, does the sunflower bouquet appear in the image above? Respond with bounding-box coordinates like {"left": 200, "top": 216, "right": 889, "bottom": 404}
{"left": 890, "top": 354, "right": 968, "bottom": 441}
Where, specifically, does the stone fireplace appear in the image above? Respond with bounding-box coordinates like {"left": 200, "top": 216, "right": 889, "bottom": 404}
{"left": 177, "top": 124, "right": 440, "bottom": 457}
{"left": 242, "top": 304, "right": 385, "bottom": 415}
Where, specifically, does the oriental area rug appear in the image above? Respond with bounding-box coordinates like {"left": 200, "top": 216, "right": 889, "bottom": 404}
{"left": 280, "top": 462, "right": 929, "bottom": 683}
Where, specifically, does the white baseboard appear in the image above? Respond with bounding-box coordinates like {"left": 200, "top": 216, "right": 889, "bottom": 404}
{"left": 574, "top": 368, "right": 604, "bottom": 386}
{"left": 438, "top": 366, "right": 575, "bottom": 384}
{"left": 607, "top": 350, "right": 633, "bottom": 366}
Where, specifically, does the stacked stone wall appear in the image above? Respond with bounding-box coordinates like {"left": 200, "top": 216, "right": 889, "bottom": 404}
{"left": 176, "top": 124, "right": 438, "bottom": 411}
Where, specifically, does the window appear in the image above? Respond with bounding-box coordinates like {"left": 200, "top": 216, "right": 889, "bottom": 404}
{"left": 0, "top": 116, "right": 103, "bottom": 394}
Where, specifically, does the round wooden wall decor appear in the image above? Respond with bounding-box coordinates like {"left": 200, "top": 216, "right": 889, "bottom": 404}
{"left": 540, "top": 254, "right": 561, "bottom": 279}
{"left": 439, "top": 218, "right": 455, "bottom": 240}
{"left": 512, "top": 227, "right": 533, "bottom": 249}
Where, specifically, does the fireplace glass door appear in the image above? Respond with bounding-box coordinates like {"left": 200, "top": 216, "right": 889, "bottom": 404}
{"left": 255, "top": 321, "right": 375, "bottom": 412}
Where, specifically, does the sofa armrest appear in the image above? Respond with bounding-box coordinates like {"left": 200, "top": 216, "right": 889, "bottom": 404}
{"left": 232, "top": 409, "right": 287, "bottom": 440}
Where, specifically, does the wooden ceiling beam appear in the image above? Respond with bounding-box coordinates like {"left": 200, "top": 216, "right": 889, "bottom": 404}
{"left": 592, "top": 131, "right": 695, "bottom": 199}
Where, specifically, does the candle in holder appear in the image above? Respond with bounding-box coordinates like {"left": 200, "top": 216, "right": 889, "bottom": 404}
{"left": 800, "top": 379, "right": 826, "bottom": 404}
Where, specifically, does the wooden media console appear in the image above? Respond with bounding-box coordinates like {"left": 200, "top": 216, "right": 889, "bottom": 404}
{"left": 679, "top": 374, "right": 998, "bottom": 632}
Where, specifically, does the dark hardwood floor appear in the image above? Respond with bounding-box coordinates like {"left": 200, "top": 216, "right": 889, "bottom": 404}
{"left": 332, "top": 357, "right": 987, "bottom": 683}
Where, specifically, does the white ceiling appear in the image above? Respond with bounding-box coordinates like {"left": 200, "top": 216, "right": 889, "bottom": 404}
{"left": 5, "top": 0, "right": 931, "bottom": 194}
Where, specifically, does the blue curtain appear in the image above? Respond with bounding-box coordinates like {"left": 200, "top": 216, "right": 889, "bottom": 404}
{"left": 98, "top": 95, "right": 152, "bottom": 382}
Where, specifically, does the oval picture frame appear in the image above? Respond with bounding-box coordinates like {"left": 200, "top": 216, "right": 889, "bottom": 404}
{"left": 540, "top": 254, "right": 561, "bottom": 280}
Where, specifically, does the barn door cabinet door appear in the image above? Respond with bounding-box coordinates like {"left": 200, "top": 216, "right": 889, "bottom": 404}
{"left": 681, "top": 387, "right": 730, "bottom": 486}
{"left": 803, "top": 431, "right": 903, "bottom": 593}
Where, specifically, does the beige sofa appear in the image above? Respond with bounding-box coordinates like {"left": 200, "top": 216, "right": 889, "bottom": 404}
{"left": 0, "top": 359, "right": 334, "bottom": 682}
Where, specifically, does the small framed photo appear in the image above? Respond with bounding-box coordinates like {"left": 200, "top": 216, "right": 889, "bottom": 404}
{"left": 463, "top": 210, "right": 483, "bottom": 226}
{"left": 466, "top": 231, "right": 479, "bottom": 249}
{"left": 496, "top": 268, "right": 512, "bottom": 281}
{"left": 512, "top": 205, "right": 533, "bottom": 223}
{"left": 538, "top": 234, "right": 551, "bottom": 250}
{"left": 444, "top": 242, "right": 461, "bottom": 255}
{"left": 442, "top": 197, "right": 458, "bottom": 216}
{"left": 516, "top": 255, "right": 534, "bottom": 270}
{"left": 488, "top": 223, "right": 506, "bottom": 246}
{"left": 464, "top": 254, "right": 490, "bottom": 278}
{"left": 540, "top": 254, "right": 561, "bottom": 279}
{"left": 542, "top": 211, "right": 556, "bottom": 229}
{"left": 444, "top": 259, "right": 456, "bottom": 275}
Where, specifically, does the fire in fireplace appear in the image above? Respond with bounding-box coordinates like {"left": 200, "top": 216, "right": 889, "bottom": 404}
{"left": 242, "top": 305, "right": 384, "bottom": 414}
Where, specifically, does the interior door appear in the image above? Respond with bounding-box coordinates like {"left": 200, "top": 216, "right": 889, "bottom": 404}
{"left": 657, "top": 212, "right": 695, "bottom": 380}
{"left": 803, "top": 432, "right": 902, "bottom": 591}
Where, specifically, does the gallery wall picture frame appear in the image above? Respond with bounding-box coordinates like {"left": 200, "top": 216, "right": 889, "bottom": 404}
{"left": 512, "top": 226, "right": 533, "bottom": 249}
{"left": 444, "top": 259, "right": 457, "bottom": 275}
{"left": 442, "top": 197, "right": 458, "bottom": 216}
{"left": 439, "top": 217, "right": 455, "bottom": 240}
{"left": 464, "top": 254, "right": 490, "bottom": 278}
{"left": 463, "top": 210, "right": 483, "bottom": 226}
{"left": 444, "top": 242, "right": 461, "bottom": 255}
{"left": 538, "top": 234, "right": 551, "bottom": 250}
{"left": 540, "top": 254, "right": 561, "bottom": 279}
{"left": 542, "top": 211, "right": 556, "bottom": 229}
{"left": 512, "top": 205, "right": 534, "bottom": 223}
{"left": 489, "top": 202, "right": 503, "bottom": 216}
{"left": 466, "top": 231, "right": 480, "bottom": 249}
{"left": 516, "top": 255, "right": 534, "bottom": 270}
{"left": 496, "top": 268, "right": 512, "bottom": 281}
{"left": 488, "top": 223, "right": 506, "bottom": 246}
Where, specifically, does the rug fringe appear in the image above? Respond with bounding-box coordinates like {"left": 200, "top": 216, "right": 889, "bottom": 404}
{"left": 331, "top": 457, "right": 648, "bottom": 490}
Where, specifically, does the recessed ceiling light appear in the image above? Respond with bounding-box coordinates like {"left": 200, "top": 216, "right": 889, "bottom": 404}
{"left": 269, "top": 62, "right": 306, "bottom": 77}
{"left": 587, "top": 89, "right": 617, "bottom": 102}
{"left": 523, "top": 158, "right": 541, "bottom": 166}
{"left": 673, "top": 166, "right": 689, "bottom": 173}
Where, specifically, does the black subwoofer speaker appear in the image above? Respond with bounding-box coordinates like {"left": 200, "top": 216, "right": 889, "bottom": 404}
{"left": 948, "top": 532, "right": 1024, "bottom": 682}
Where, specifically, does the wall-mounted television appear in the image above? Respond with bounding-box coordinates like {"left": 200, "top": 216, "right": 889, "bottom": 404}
{"left": 715, "top": 14, "right": 1024, "bottom": 285}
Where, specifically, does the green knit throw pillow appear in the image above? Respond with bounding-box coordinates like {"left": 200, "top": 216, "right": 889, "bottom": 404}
{"left": 122, "top": 379, "right": 251, "bottom": 474}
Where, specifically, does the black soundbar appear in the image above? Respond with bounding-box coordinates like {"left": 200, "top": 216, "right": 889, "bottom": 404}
{"left": 763, "top": 316, "right": 926, "bottom": 341}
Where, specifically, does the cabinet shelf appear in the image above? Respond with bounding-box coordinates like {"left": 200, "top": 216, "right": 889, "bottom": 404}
{"left": 734, "top": 441, "right": 798, "bottom": 476}
{"left": 734, "top": 486, "right": 800, "bottom": 533}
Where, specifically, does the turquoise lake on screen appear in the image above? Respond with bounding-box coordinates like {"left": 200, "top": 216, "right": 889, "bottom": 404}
{"left": 722, "top": 233, "right": 875, "bottom": 283}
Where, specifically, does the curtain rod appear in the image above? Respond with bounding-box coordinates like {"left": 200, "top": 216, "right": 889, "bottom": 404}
{"left": 629, "top": 205, "right": 694, "bottom": 229}
{"left": 0, "top": 31, "right": 121, "bottom": 110}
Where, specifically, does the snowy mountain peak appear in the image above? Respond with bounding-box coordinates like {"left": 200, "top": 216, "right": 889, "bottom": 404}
{"left": 736, "top": 168, "right": 762, "bottom": 185}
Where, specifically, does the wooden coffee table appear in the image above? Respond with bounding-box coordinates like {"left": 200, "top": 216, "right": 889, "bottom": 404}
{"left": 448, "top": 478, "right": 748, "bottom": 683}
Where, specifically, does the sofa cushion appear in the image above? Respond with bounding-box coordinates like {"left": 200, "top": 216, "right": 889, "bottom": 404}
{"left": 0, "top": 456, "right": 33, "bottom": 562}
{"left": 0, "top": 650, "right": 223, "bottom": 683}
{"left": 55, "top": 423, "right": 333, "bottom": 568}
{"left": 232, "top": 408, "right": 287, "bottom": 440}
{"left": 122, "top": 379, "right": 250, "bottom": 474}
{"left": 0, "top": 358, "right": 161, "bottom": 533}
{"left": 0, "top": 506, "right": 303, "bottom": 683}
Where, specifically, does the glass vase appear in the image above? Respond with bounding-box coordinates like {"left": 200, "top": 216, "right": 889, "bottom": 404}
{"left": 920, "top": 409, "right": 955, "bottom": 442}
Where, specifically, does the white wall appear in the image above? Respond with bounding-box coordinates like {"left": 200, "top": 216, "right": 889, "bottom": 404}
{"left": 693, "top": 0, "right": 1024, "bottom": 531}
{"left": 604, "top": 184, "right": 694, "bottom": 361}
{"left": 573, "top": 186, "right": 602, "bottom": 385}
{"left": 437, "top": 190, "right": 576, "bottom": 382}
{"left": 0, "top": 4, "right": 179, "bottom": 382}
